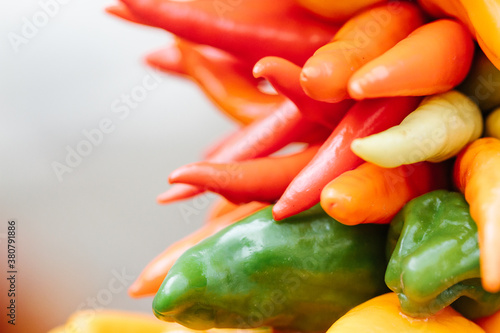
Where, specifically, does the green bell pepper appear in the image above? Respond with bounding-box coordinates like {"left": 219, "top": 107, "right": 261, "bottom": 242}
{"left": 153, "top": 204, "right": 388, "bottom": 333}
{"left": 385, "top": 189, "right": 500, "bottom": 319}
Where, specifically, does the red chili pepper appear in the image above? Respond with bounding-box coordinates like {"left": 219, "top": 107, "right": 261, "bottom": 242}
{"left": 128, "top": 201, "right": 267, "bottom": 298}
{"left": 156, "top": 184, "right": 204, "bottom": 205}
{"left": 300, "top": 2, "right": 425, "bottom": 103}
{"left": 253, "top": 56, "right": 354, "bottom": 129}
{"left": 272, "top": 96, "right": 422, "bottom": 220}
{"left": 169, "top": 145, "right": 321, "bottom": 204}
{"left": 116, "top": 0, "right": 339, "bottom": 65}
{"left": 157, "top": 101, "right": 331, "bottom": 204}
{"left": 147, "top": 39, "right": 285, "bottom": 125}
{"left": 417, "top": 0, "right": 500, "bottom": 71}
{"left": 348, "top": 19, "right": 475, "bottom": 99}
{"left": 296, "top": 0, "right": 388, "bottom": 22}
{"left": 106, "top": 3, "right": 149, "bottom": 26}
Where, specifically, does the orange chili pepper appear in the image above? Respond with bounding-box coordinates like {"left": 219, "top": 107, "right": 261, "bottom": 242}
{"left": 253, "top": 56, "right": 354, "bottom": 129}
{"left": 321, "top": 161, "right": 450, "bottom": 225}
{"left": 348, "top": 19, "right": 475, "bottom": 99}
{"left": 327, "top": 293, "right": 485, "bottom": 333}
{"left": 205, "top": 197, "right": 240, "bottom": 223}
{"left": 128, "top": 201, "right": 267, "bottom": 298}
{"left": 147, "top": 39, "right": 285, "bottom": 125}
{"left": 453, "top": 137, "right": 500, "bottom": 292}
{"left": 300, "top": 1, "right": 424, "bottom": 102}
{"left": 145, "top": 42, "right": 186, "bottom": 76}
{"left": 169, "top": 145, "right": 321, "bottom": 204}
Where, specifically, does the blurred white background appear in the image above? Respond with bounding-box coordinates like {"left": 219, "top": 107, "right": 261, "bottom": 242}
{"left": 0, "top": 1, "right": 234, "bottom": 332}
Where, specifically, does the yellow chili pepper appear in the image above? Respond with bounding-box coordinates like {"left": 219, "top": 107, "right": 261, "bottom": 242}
{"left": 327, "top": 293, "right": 485, "bottom": 333}
{"left": 486, "top": 107, "right": 500, "bottom": 139}
{"left": 350, "top": 90, "right": 483, "bottom": 168}
{"left": 418, "top": 0, "right": 500, "bottom": 70}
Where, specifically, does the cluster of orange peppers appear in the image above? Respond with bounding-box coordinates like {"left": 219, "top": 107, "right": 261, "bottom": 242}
{"left": 51, "top": 0, "right": 500, "bottom": 332}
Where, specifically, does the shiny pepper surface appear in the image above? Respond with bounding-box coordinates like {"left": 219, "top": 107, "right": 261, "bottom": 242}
{"left": 385, "top": 190, "right": 500, "bottom": 319}
{"left": 153, "top": 204, "right": 389, "bottom": 333}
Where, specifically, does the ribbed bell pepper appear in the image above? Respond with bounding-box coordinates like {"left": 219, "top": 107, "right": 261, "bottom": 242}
{"left": 385, "top": 190, "right": 500, "bottom": 319}
{"left": 153, "top": 204, "right": 389, "bottom": 333}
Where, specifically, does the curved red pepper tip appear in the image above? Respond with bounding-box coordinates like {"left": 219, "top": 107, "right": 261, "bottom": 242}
{"left": 272, "top": 200, "right": 291, "bottom": 221}
{"left": 156, "top": 184, "right": 203, "bottom": 204}
{"left": 145, "top": 47, "right": 185, "bottom": 75}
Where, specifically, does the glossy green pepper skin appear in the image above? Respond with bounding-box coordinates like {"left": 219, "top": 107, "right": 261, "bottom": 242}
{"left": 385, "top": 190, "right": 500, "bottom": 319}
{"left": 153, "top": 204, "right": 389, "bottom": 333}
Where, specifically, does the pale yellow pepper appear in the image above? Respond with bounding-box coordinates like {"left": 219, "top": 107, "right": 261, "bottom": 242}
{"left": 327, "top": 293, "right": 485, "bottom": 333}
{"left": 351, "top": 90, "right": 483, "bottom": 168}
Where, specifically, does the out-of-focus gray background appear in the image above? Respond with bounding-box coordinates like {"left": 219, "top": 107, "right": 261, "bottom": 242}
{"left": 0, "top": 1, "right": 234, "bottom": 332}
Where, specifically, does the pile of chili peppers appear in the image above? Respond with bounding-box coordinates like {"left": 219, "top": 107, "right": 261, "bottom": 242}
{"left": 50, "top": 0, "right": 500, "bottom": 332}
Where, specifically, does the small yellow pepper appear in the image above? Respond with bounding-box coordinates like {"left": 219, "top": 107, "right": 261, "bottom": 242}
{"left": 327, "top": 293, "right": 485, "bottom": 333}
{"left": 486, "top": 107, "right": 500, "bottom": 139}
{"left": 350, "top": 90, "right": 483, "bottom": 167}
